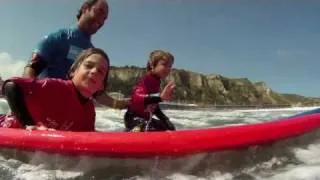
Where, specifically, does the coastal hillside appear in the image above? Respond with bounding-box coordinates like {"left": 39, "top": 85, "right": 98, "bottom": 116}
{"left": 108, "top": 66, "right": 319, "bottom": 106}
{"left": 0, "top": 70, "right": 318, "bottom": 106}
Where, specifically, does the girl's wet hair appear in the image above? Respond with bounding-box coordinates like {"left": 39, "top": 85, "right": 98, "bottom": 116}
{"left": 77, "top": 0, "right": 109, "bottom": 20}
{"left": 146, "top": 50, "right": 174, "bottom": 72}
{"left": 69, "top": 48, "right": 110, "bottom": 97}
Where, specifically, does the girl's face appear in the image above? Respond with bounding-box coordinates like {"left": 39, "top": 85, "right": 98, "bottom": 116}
{"left": 152, "top": 59, "right": 173, "bottom": 79}
{"left": 72, "top": 53, "right": 108, "bottom": 98}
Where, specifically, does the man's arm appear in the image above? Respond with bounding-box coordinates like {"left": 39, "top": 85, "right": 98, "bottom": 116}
{"left": 95, "top": 93, "right": 129, "bottom": 109}
{"left": 23, "top": 66, "right": 36, "bottom": 78}
{"left": 23, "top": 30, "right": 63, "bottom": 78}
{"left": 23, "top": 53, "right": 47, "bottom": 78}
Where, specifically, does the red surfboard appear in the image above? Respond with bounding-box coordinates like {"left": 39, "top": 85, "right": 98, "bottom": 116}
{"left": 0, "top": 112, "right": 319, "bottom": 158}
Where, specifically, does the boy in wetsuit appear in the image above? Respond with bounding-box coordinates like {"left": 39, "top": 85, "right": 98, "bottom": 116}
{"left": 124, "top": 50, "right": 176, "bottom": 132}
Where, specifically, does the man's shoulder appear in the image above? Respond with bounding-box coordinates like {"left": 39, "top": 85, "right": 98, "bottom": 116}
{"left": 51, "top": 27, "right": 90, "bottom": 42}
{"left": 44, "top": 28, "right": 70, "bottom": 41}
{"left": 47, "top": 26, "right": 80, "bottom": 38}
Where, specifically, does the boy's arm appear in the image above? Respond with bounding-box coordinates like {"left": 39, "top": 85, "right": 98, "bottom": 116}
{"left": 144, "top": 93, "right": 162, "bottom": 106}
{"left": 95, "top": 93, "right": 129, "bottom": 109}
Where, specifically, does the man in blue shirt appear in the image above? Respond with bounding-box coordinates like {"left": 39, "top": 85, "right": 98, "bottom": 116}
{"left": 23, "top": 0, "right": 128, "bottom": 109}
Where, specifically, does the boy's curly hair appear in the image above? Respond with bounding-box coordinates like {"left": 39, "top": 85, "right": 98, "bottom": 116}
{"left": 146, "top": 50, "right": 174, "bottom": 72}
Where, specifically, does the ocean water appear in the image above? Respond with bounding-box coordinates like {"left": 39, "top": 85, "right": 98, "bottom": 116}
{"left": 0, "top": 99, "right": 320, "bottom": 180}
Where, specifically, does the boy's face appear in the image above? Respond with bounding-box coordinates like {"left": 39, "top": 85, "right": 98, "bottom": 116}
{"left": 72, "top": 53, "right": 108, "bottom": 97}
{"left": 153, "top": 59, "right": 173, "bottom": 79}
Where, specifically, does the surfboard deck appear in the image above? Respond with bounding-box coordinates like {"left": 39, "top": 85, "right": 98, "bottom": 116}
{"left": 0, "top": 109, "right": 320, "bottom": 158}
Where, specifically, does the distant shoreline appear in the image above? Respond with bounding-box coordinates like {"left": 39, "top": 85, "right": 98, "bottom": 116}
{"left": 159, "top": 102, "right": 293, "bottom": 110}
{"left": 0, "top": 97, "right": 317, "bottom": 111}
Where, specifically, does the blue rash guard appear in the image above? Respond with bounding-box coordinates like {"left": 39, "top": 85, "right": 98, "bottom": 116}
{"left": 34, "top": 26, "right": 93, "bottom": 79}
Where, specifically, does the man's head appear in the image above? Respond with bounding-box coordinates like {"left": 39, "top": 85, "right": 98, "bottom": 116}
{"left": 77, "top": 0, "right": 109, "bottom": 35}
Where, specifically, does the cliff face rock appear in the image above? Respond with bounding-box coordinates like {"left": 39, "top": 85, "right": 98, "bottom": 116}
{"left": 254, "top": 81, "right": 290, "bottom": 105}
{"left": 107, "top": 66, "right": 317, "bottom": 106}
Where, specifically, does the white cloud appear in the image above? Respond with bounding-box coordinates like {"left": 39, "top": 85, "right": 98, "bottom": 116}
{"left": 0, "top": 52, "right": 26, "bottom": 80}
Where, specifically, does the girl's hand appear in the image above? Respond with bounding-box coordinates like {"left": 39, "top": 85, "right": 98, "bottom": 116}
{"left": 26, "top": 125, "right": 56, "bottom": 131}
{"left": 160, "top": 81, "right": 176, "bottom": 101}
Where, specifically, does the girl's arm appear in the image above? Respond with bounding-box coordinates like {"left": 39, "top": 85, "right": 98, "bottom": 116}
{"left": 2, "top": 80, "right": 35, "bottom": 127}
{"left": 142, "top": 80, "right": 176, "bottom": 106}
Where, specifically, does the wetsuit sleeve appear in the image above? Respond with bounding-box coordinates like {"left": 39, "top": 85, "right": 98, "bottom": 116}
{"left": 144, "top": 93, "right": 162, "bottom": 106}
{"left": 131, "top": 75, "right": 163, "bottom": 112}
{"left": 27, "top": 30, "right": 65, "bottom": 75}
{"left": 133, "top": 87, "right": 163, "bottom": 107}
{"left": 154, "top": 105, "right": 175, "bottom": 130}
{"left": 132, "top": 85, "right": 147, "bottom": 107}
{"left": 2, "top": 80, "right": 35, "bottom": 126}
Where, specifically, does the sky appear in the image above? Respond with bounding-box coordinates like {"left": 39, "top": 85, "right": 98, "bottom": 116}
{"left": 0, "top": 0, "right": 320, "bottom": 97}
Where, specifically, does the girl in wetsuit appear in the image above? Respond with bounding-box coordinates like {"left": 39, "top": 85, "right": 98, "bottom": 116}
{"left": 125, "top": 50, "right": 176, "bottom": 132}
{"left": 0, "top": 48, "right": 109, "bottom": 131}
